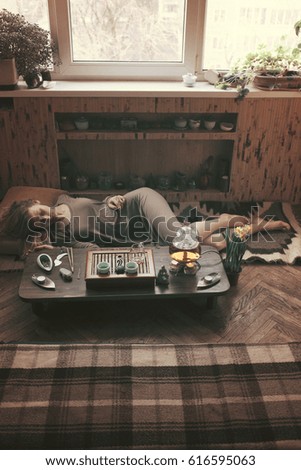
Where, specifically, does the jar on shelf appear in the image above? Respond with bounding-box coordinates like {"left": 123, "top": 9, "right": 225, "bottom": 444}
{"left": 97, "top": 171, "right": 113, "bottom": 190}
{"left": 157, "top": 175, "right": 170, "bottom": 190}
{"left": 75, "top": 175, "right": 89, "bottom": 190}
{"left": 129, "top": 174, "right": 145, "bottom": 190}
{"left": 174, "top": 171, "right": 187, "bottom": 191}
{"left": 60, "top": 175, "right": 70, "bottom": 190}
{"left": 219, "top": 175, "right": 229, "bottom": 192}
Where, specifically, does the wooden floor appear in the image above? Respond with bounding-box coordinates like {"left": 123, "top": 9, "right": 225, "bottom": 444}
{"left": 1, "top": 264, "right": 301, "bottom": 344}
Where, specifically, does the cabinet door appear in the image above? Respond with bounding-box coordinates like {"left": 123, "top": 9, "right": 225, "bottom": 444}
{"left": 1, "top": 98, "right": 61, "bottom": 194}
{"left": 0, "top": 109, "right": 15, "bottom": 197}
{"left": 232, "top": 98, "right": 301, "bottom": 203}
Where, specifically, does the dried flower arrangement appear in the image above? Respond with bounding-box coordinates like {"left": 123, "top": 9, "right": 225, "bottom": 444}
{"left": 0, "top": 9, "right": 59, "bottom": 83}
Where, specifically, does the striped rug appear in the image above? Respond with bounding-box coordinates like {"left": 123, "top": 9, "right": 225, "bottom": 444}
{"left": 0, "top": 343, "right": 301, "bottom": 450}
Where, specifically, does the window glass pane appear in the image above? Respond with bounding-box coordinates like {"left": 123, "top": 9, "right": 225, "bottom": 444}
{"left": 0, "top": 0, "right": 50, "bottom": 30}
{"left": 69, "top": 0, "right": 186, "bottom": 62}
{"left": 203, "top": 0, "right": 301, "bottom": 70}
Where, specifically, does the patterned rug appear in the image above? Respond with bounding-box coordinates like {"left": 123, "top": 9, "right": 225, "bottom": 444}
{"left": 170, "top": 201, "right": 301, "bottom": 265}
{"left": 0, "top": 343, "right": 301, "bottom": 450}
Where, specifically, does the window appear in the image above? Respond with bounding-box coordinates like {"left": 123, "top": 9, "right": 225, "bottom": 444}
{"left": 54, "top": 0, "right": 200, "bottom": 79}
{"left": 0, "top": 0, "right": 300, "bottom": 79}
{"left": 69, "top": 0, "right": 186, "bottom": 62}
{"left": 203, "top": 0, "right": 301, "bottom": 71}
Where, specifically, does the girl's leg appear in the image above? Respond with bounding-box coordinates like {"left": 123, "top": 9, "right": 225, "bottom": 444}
{"left": 123, "top": 187, "right": 182, "bottom": 243}
{"left": 199, "top": 215, "right": 291, "bottom": 252}
{"left": 123, "top": 189, "right": 290, "bottom": 249}
{"left": 191, "top": 213, "right": 249, "bottom": 250}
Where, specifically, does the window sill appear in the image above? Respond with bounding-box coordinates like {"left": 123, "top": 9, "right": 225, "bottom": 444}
{"left": 0, "top": 80, "right": 300, "bottom": 98}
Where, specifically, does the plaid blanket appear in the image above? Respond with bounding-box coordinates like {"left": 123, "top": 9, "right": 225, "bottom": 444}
{"left": 0, "top": 343, "right": 301, "bottom": 450}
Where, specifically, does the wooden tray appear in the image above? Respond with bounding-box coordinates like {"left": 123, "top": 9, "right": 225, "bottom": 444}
{"left": 85, "top": 247, "right": 156, "bottom": 290}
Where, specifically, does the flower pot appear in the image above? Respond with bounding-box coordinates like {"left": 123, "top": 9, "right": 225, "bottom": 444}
{"left": 0, "top": 58, "right": 18, "bottom": 90}
{"left": 253, "top": 74, "right": 301, "bottom": 91}
{"left": 226, "top": 269, "right": 242, "bottom": 287}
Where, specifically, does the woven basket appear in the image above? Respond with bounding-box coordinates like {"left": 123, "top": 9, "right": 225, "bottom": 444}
{"left": 253, "top": 74, "right": 301, "bottom": 91}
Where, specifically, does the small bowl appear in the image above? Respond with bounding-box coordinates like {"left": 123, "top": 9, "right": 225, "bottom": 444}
{"left": 204, "top": 120, "right": 216, "bottom": 130}
{"left": 125, "top": 261, "right": 138, "bottom": 275}
{"left": 220, "top": 122, "right": 234, "bottom": 132}
{"left": 97, "top": 261, "right": 110, "bottom": 275}
{"left": 74, "top": 117, "right": 89, "bottom": 130}
{"left": 174, "top": 117, "right": 187, "bottom": 129}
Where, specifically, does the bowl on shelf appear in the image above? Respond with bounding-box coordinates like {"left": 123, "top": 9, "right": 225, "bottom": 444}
{"left": 220, "top": 122, "right": 234, "bottom": 132}
{"left": 188, "top": 119, "right": 201, "bottom": 130}
{"left": 174, "top": 117, "right": 188, "bottom": 129}
{"left": 203, "top": 119, "right": 216, "bottom": 130}
{"left": 74, "top": 116, "right": 89, "bottom": 130}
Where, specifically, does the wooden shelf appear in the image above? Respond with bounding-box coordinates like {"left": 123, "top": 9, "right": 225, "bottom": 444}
{"left": 57, "top": 110, "right": 236, "bottom": 203}
{"left": 68, "top": 188, "right": 229, "bottom": 203}
{"left": 56, "top": 130, "right": 237, "bottom": 141}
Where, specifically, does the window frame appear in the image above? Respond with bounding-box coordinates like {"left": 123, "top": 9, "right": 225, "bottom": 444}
{"left": 49, "top": 0, "right": 206, "bottom": 80}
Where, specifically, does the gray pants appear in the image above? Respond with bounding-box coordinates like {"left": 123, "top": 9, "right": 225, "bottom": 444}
{"left": 122, "top": 187, "right": 182, "bottom": 244}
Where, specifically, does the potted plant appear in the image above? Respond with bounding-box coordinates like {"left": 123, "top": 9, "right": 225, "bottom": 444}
{"left": 223, "top": 225, "right": 251, "bottom": 286}
{"left": 231, "top": 19, "right": 301, "bottom": 91}
{"left": 0, "top": 9, "right": 59, "bottom": 88}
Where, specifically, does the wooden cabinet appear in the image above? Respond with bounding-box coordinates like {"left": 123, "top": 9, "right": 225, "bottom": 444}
{"left": 55, "top": 110, "right": 238, "bottom": 201}
{"left": 0, "top": 94, "right": 300, "bottom": 203}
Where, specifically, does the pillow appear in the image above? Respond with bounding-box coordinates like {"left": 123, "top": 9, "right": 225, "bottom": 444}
{"left": 0, "top": 186, "right": 67, "bottom": 255}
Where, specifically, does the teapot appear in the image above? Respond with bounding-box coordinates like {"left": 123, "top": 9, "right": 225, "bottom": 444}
{"left": 182, "top": 73, "right": 197, "bottom": 87}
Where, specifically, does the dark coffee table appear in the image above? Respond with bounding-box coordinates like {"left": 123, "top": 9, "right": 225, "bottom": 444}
{"left": 19, "top": 246, "right": 230, "bottom": 314}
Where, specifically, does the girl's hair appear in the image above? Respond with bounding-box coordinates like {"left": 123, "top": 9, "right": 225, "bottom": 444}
{"left": 0, "top": 199, "right": 52, "bottom": 256}
{"left": 0, "top": 199, "right": 36, "bottom": 239}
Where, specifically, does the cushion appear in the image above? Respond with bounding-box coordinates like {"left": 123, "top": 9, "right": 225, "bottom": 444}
{"left": 0, "top": 186, "right": 66, "bottom": 256}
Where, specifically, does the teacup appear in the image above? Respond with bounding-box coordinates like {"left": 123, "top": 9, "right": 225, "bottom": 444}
{"left": 125, "top": 261, "right": 138, "bottom": 275}
{"left": 97, "top": 261, "right": 110, "bottom": 275}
